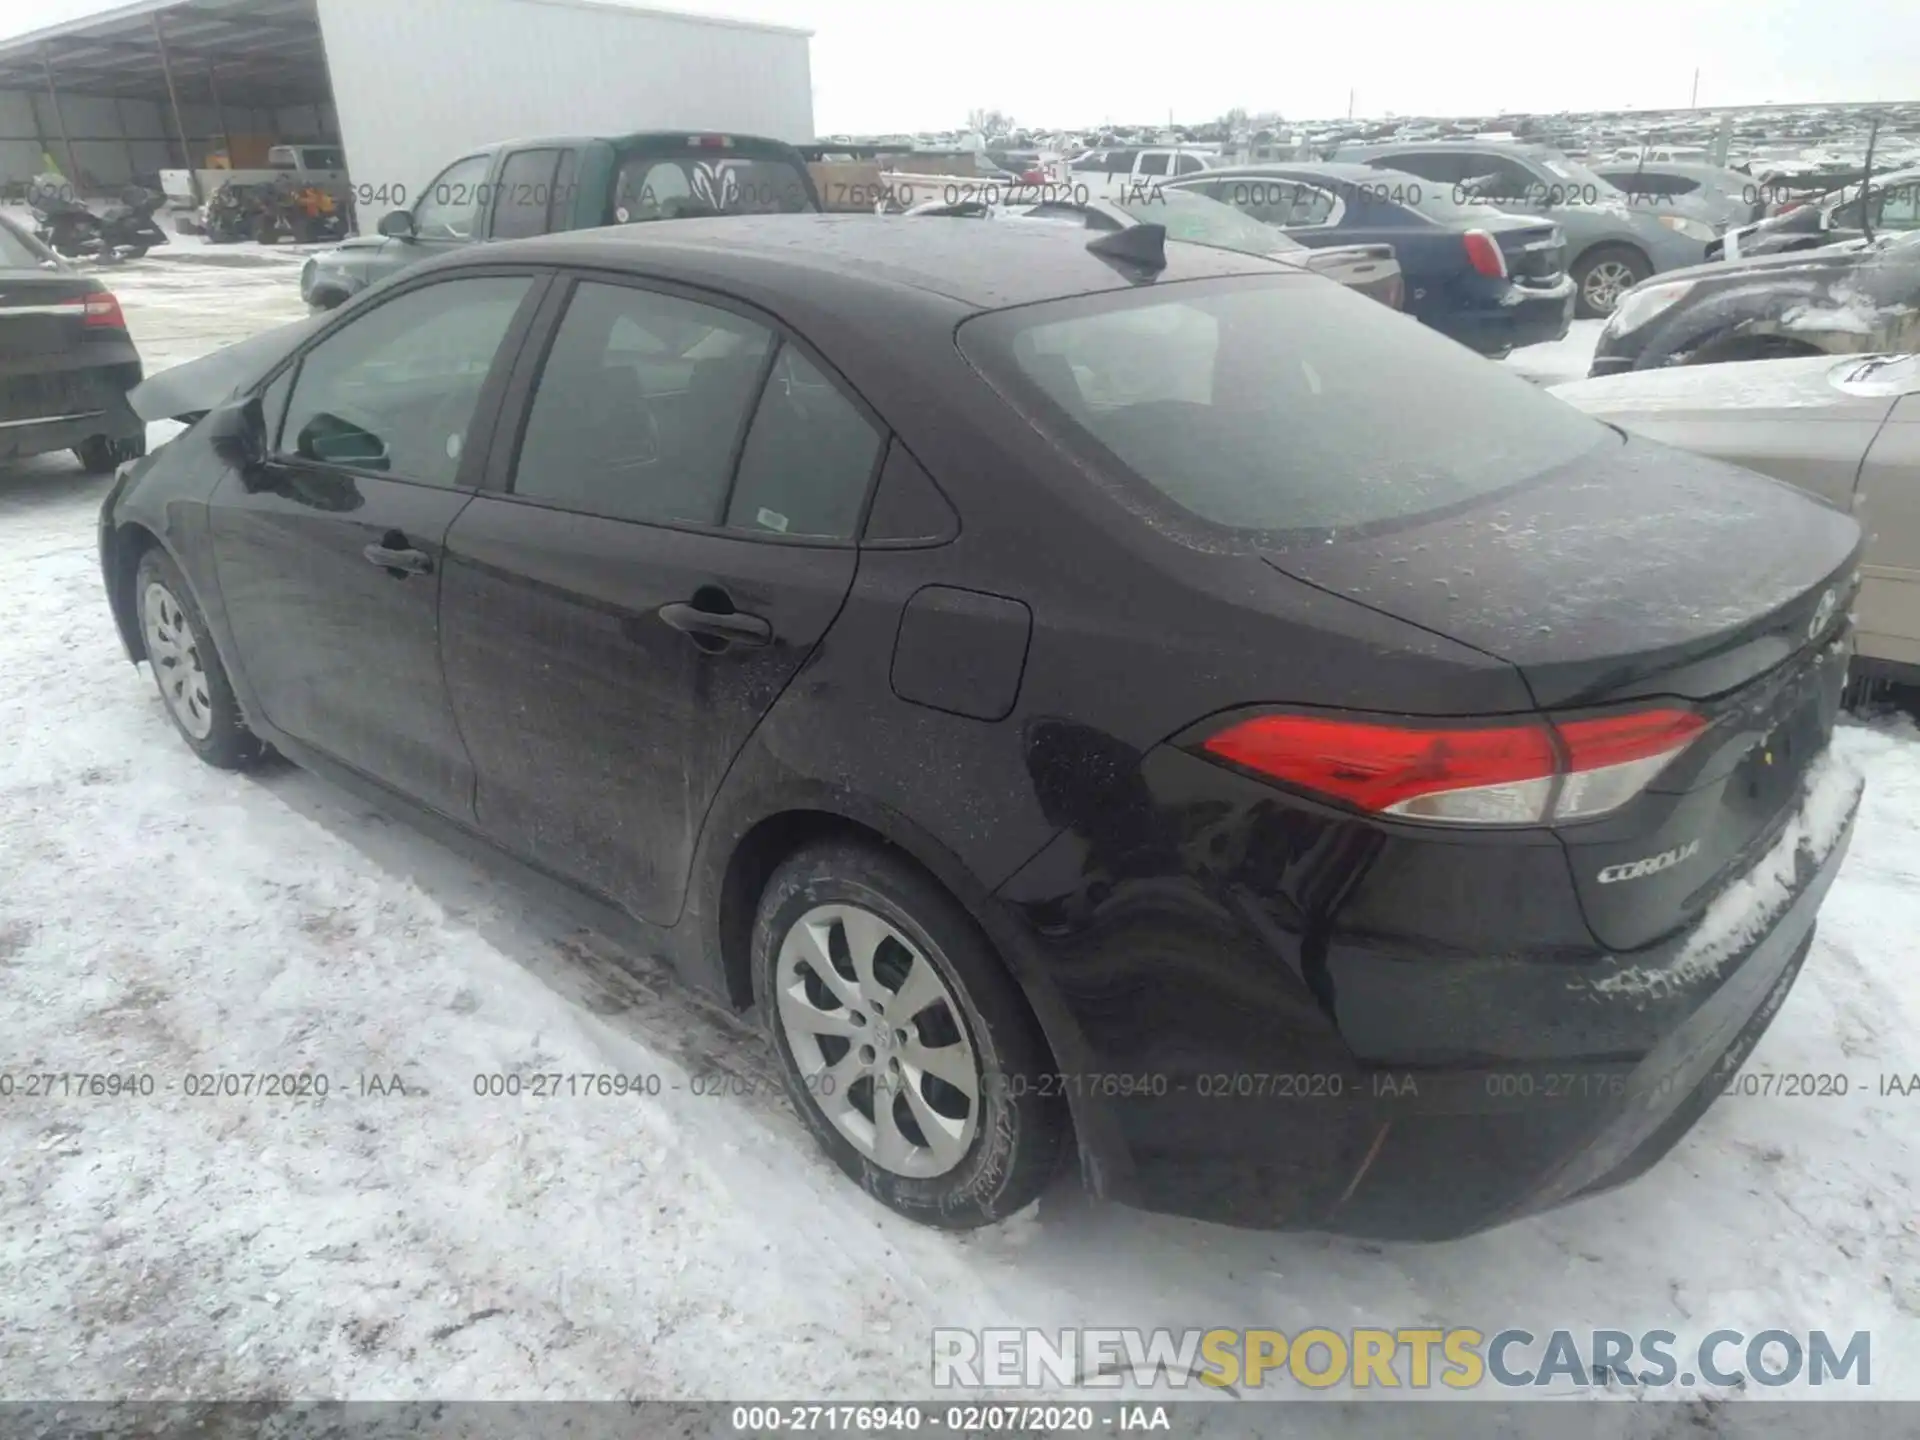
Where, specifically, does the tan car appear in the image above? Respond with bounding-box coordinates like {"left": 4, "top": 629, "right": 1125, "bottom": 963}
{"left": 1552, "top": 353, "right": 1920, "bottom": 680}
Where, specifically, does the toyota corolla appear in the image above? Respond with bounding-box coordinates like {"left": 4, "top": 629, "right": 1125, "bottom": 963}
{"left": 99, "top": 215, "right": 1864, "bottom": 1238}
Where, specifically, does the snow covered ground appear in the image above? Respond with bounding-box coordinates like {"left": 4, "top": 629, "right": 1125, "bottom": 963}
{"left": 3, "top": 261, "right": 1919, "bottom": 1424}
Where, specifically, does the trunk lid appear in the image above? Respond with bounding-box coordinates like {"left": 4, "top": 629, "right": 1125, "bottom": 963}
{"left": 1481, "top": 214, "right": 1566, "bottom": 284}
{"left": 0, "top": 269, "right": 104, "bottom": 358}
{"left": 1259, "top": 431, "right": 1861, "bottom": 709}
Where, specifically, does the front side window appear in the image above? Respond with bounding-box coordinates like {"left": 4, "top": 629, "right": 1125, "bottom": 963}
{"left": 958, "top": 275, "right": 1609, "bottom": 538}
{"left": 725, "top": 345, "right": 884, "bottom": 539}
{"left": 411, "top": 154, "right": 492, "bottom": 240}
{"left": 1174, "top": 153, "right": 1207, "bottom": 176}
{"left": 1137, "top": 152, "right": 1171, "bottom": 177}
{"left": 512, "top": 281, "right": 772, "bottom": 526}
{"left": 279, "top": 276, "right": 531, "bottom": 484}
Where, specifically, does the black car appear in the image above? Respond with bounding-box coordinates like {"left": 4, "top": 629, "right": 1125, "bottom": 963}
{"left": 1166, "top": 162, "right": 1573, "bottom": 355}
{"left": 1591, "top": 230, "right": 1920, "bottom": 376}
{"left": 101, "top": 215, "right": 1863, "bottom": 1239}
{"left": 0, "top": 213, "right": 146, "bottom": 472}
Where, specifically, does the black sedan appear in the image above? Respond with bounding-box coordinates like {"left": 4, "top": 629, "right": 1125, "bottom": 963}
{"left": 0, "top": 213, "right": 146, "bottom": 472}
{"left": 1166, "top": 161, "right": 1575, "bottom": 355}
{"left": 1591, "top": 230, "right": 1920, "bottom": 375}
{"left": 100, "top": 215, "right": 1863, "bottom": 1239}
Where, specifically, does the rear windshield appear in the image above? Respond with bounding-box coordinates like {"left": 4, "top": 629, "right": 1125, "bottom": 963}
{"left": 611, "top": 151, "right": 814, "bottom": 221}
{"left": 1108, "top": 188, "right": 1292, "bottom": 256}
{"left": 957, "top": 275, "right": 1610, "bottom": 537}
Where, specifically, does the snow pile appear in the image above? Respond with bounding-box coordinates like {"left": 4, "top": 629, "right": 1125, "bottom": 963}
{"left": 1593, "top": 740, "right": 1865, "bottom": 1001}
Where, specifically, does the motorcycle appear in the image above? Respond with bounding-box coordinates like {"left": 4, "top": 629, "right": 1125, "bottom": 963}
{"left": 97, "top": 185, "right": 168, "bottom": 258}
{"left": 27, "top": 175, "right": 166, "bottom": 261}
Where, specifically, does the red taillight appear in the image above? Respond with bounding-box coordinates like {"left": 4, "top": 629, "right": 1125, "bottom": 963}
{"left": 82, "top": 290, "right": 125, "bottom": 329}
{"left": 688, "top": 134, "right": 736, "bottom": 149}
{"left": 1462, "top": 229, "right": 1507, "bottom": 278}
{"left": 1198, "top": 708, "right": 1708, "bottom": 826}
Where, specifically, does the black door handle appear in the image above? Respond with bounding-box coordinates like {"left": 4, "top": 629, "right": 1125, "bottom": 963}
{"left": 362, "top": 536, "right": 433, "bottom": 576}
{"left": 657, "top": 600, "right": 772, "bottom": 646}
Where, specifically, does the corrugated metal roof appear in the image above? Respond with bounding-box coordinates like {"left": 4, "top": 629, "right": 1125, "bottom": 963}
{"left": 0, "top": 0, "right": 807, "bottom": 108}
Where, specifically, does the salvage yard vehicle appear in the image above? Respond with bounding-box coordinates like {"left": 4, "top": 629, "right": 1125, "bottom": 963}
{"left": 101, "top": 215, "right": 1863, "bottom": 1240}
{"left": 299, "top": 132, "right": 820, "bottom": 310}
{"left": 160, "top": 144, "right": 351, "bottom": 220}
{"left": 902, "top": 188, "right": 1405, "bottom": 309}
{"left": 1553, "top": 352, "right": 1920, "bottom": 682}
{"left": 0, "top": 214, "right": 145, "bottom": 472}
{"left": 1711, "top": 165, "right": 1920, "bottom": 260}
{"left": 1589, "top": 230, "right": 1920, "bottom": 375}
{"left": 1164, "top": 162, "right": 1571, "bottom": 355}
{"left": 1589, "top": 160, "right": 1766, "bottom": 233}
{"left": 1333, "top": 139, "right": 1712, "bottom": 317}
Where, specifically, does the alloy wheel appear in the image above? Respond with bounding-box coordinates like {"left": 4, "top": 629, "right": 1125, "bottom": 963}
{"left": 773, "top": 903, "right": 981, "bottom": 1179}
{"left": 142, "top": 581, "right": 214, "bottom": 739}
{"left": 1582, "top": 260, "right": 1638, "bottom": 314}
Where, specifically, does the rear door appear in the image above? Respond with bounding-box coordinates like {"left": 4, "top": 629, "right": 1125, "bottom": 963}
{"left": 438, "top": 274, "right": 884, "bottom": 924}
{"left": 206, "top": 269, "right": 544, "bottom": 817}
{"left": 484, "top": 146, "right": 583, "bottom": 240}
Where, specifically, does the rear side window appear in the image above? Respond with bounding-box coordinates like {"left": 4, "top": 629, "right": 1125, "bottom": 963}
{"left": 1174, "top": 153, "right": 1207, "bottom": 176}
{"left": 512, "top": 281, "right": 772, "bottom": 526}
{"left": 490, "top": 148, "right": 565, "bottom": 240}
{"left": 957, "top": 276, "right": 1608, "bottom": 537}
{"left": 725, "top": 345, "right": 884, "bottom": 539}
{"left": 1137, "top": 153, "right": 1170, "bottom": 177}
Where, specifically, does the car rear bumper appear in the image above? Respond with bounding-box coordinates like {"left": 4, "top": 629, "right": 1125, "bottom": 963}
{"left": 993, "top": 740, "right": 1863, "bottom": 1239}
{"left": 0, "top": 363, "right": 144, "bottom": 462}
{"left": 1436, "top": 277, "right": 1575, "bottom": 354}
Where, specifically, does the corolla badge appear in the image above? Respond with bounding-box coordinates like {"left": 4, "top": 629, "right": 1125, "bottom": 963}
{"left": 1597, "top": 838, "right": 1701, "bottom": 885}
{"left": 1808, "top": 587, "right": 1838, "bottom": 642}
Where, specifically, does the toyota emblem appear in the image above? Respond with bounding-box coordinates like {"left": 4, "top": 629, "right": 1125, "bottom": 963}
{"left": 1808, "top": 588, "right": 1838, "bottom": 642}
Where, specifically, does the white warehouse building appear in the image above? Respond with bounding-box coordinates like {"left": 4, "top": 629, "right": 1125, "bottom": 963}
{"left": 0, "top": 0, "right": 815, "bottom": 228}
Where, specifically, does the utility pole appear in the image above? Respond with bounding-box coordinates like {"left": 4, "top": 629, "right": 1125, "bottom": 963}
{"left": 1690, "top": 68, "right": 1700, "bottom": 107}
{"left": 1347, "top": 87, "right": 1355, "bottom": 120}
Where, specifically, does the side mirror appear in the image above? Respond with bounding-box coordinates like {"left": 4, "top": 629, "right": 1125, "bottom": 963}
{"left": 377, "top": 208, "right": 416, "bottom": 240}
{"left": 206, "top": 395, "right": 267, "bottom": 482}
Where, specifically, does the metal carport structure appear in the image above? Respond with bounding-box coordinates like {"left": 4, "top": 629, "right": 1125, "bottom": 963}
{"left": 0, "top": 0, "right": 332, "bottom": 199}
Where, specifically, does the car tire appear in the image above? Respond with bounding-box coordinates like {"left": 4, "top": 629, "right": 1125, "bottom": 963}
{"left": 752, "top": 839, "right": 1068, "bottom": 1229}
{"left": 1686, "top": 334, "right": 1826, "bottom": 366}
{"left": 133, "top": 547, "right": 267, "bottom": 771}
{"left": 75, "top": 434, "right": 146, "bottom": 474}
{"left": 1572, "top": 244, "right": 1652, "bottom": 319}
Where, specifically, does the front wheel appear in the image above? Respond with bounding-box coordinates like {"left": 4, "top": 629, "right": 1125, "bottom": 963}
{"left": 1572, "top": 244, "right": 1653, "bottom": 319}
{"left": 753, "top": 840, "right": 1068, "bottom": 1228}
{"left": 134, "top": 547, "right": 266, "bottom": 770}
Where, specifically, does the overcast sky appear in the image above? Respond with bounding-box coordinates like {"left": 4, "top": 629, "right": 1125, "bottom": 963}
{"left": 6, "top": 0, "right": 1919, "bottom": 133}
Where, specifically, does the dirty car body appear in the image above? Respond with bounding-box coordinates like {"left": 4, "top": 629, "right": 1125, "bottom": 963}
{"left": 1553, "top": 352, "right": 1920, "bottom": 681}
{"left": 1591, "top": 230, "right": 1920, "bottom": 376}
{"left": 104, "top": 216, "right": 1862, "bottom": 1239}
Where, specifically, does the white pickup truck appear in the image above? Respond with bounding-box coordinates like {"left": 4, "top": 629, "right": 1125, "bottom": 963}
{"left": 159, "top": 144, "right": 351, "bottom": 211}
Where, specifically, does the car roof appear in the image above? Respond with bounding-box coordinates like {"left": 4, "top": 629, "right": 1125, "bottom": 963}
{"left": 474, "top": 131, "right": 806, "bottom": 155}
{"left": 465, "top": 212, "right": 1287, "bottom": 311}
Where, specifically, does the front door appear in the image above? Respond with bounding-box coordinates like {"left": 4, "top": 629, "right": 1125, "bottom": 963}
{"left": 369, "top": 153, "right": 494, "bottom": 287}
{"left": 207, "top": 271, "right": 541, "bottom": 817}
{"left": 438, "top": 275, "right": 884, "bottom": 923}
